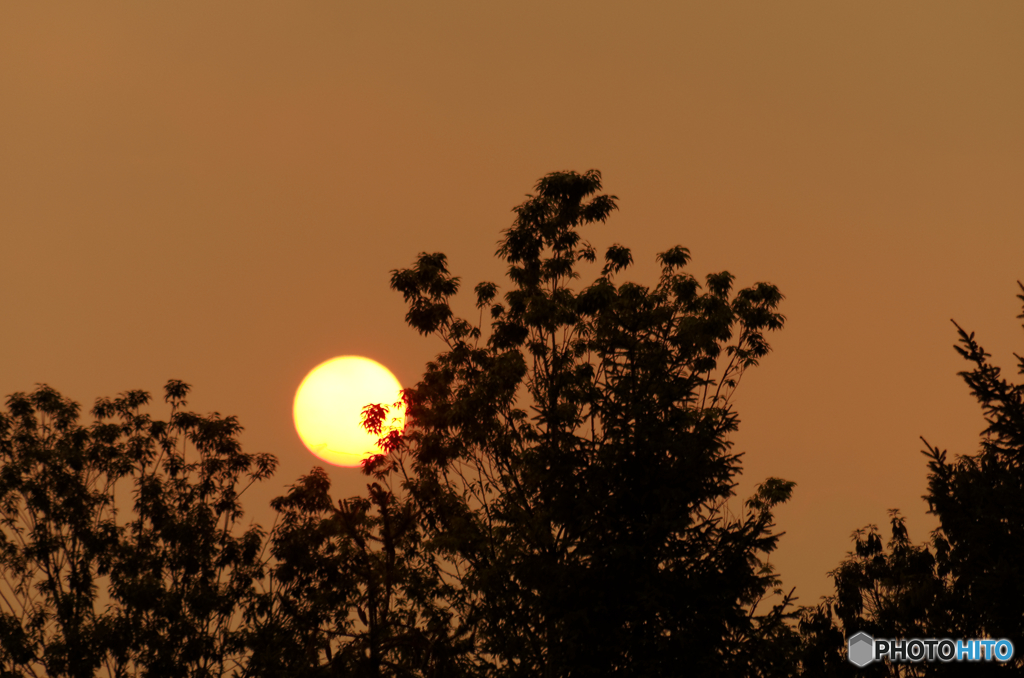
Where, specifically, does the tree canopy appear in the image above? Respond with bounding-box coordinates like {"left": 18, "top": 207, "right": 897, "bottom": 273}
{"left": 10, "top": 171, "right": 1021, "bottom": 677}
{"left": 1, "top": 170, "right": 798, "bottom": 677}
{"left": 799, "top": 282, "right": 1024, "bottom": 676}
{"left": 0, "top": 382, "right": 276, "bottom": 678}
{"left": 367, "top": 169, "right": 795, "bottom": 677}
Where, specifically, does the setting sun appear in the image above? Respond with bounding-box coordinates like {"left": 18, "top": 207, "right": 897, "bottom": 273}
{"left": 293, "top": 356, "right": 405, "bottom": 467}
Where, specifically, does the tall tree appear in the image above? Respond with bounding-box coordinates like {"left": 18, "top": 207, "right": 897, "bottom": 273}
{"left": 371, "top": 169, "right": 795, "bottom": 677}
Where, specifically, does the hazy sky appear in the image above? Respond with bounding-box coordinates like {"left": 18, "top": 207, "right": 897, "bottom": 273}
{"left": 2, "top": 1, "right": 1022, "bottom": 606}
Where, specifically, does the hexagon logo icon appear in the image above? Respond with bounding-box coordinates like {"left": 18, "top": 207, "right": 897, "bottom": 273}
{"left": 848, "top": 631, "right": 874, "bottom": 667}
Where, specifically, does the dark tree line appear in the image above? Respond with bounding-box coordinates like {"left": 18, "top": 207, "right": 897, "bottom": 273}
{"left": 2, "top": 172, "right": 1021, "bottom": 677}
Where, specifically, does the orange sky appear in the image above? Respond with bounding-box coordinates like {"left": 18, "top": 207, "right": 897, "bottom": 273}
{"left": 2, "top": 1, "right": 1022, "bottom": 606}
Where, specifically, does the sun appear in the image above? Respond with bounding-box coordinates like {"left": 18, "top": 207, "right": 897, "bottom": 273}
{"left": 293, "top": 356, "right": 405, "bottom": 467}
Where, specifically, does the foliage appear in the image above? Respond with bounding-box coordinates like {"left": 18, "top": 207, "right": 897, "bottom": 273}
{"left": 921, "top": 281, "right": 1024, "bottom": 659}
{"left": 249, "top": 468, "right": 473, "bottom": 677}
{"left": 800, "top": 282, "right": 1024, "bottom": 676}
{"left": 371, "top": 169, "right": 795, "bottom": 677}
{"left": 0, "top": 381, "right": 276, "bottom": 678}
{"left": 797, "top": 513, "right": 956, "bottom": 678}
{"left": 1, "top": 170, "right": 799, "bottom": 677}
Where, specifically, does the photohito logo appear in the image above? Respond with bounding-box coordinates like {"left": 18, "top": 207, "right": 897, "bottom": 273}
{"left": 847, "top": 632, "right": 1015, "bottom": 667}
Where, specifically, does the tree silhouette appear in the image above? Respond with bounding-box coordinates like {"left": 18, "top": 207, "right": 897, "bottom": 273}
{"left": 367, "top": 169, "right": 796, "bottom": 677}
{"left": 2, "top": 170, "right": 801, "bottom": 677}
{"left": 249, "top": 468, "right": 472, "bottom": 677}
{"left": 797, "top": 513, "right": 957, "bottom": 678}
{"left": 921, "top": 282, "right": 1024, "bottom": 660}
{"left": 800, "top": 282, "right": 1024, "bottom": 676}
{"left": 0, "top": 381, "right": 276, "bottom": 678}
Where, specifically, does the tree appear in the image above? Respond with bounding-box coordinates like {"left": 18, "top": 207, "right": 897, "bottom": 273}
{"left": 799, "top": 282, "right": 1024, "bottom": 676}
{"left": 0, "top": 386, "right": 116, "bottom": 678}
{"left": 369, "top": 169, "right": 796, "bottom": 677}
{"left": 921, "top": 281, "right": 1024, "bottom": 658}
{"left": 0, "top": 381, "right": 276, "bottom": 678}
{"left": 0, "top": 170, "right": 797, "bottom": 677}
